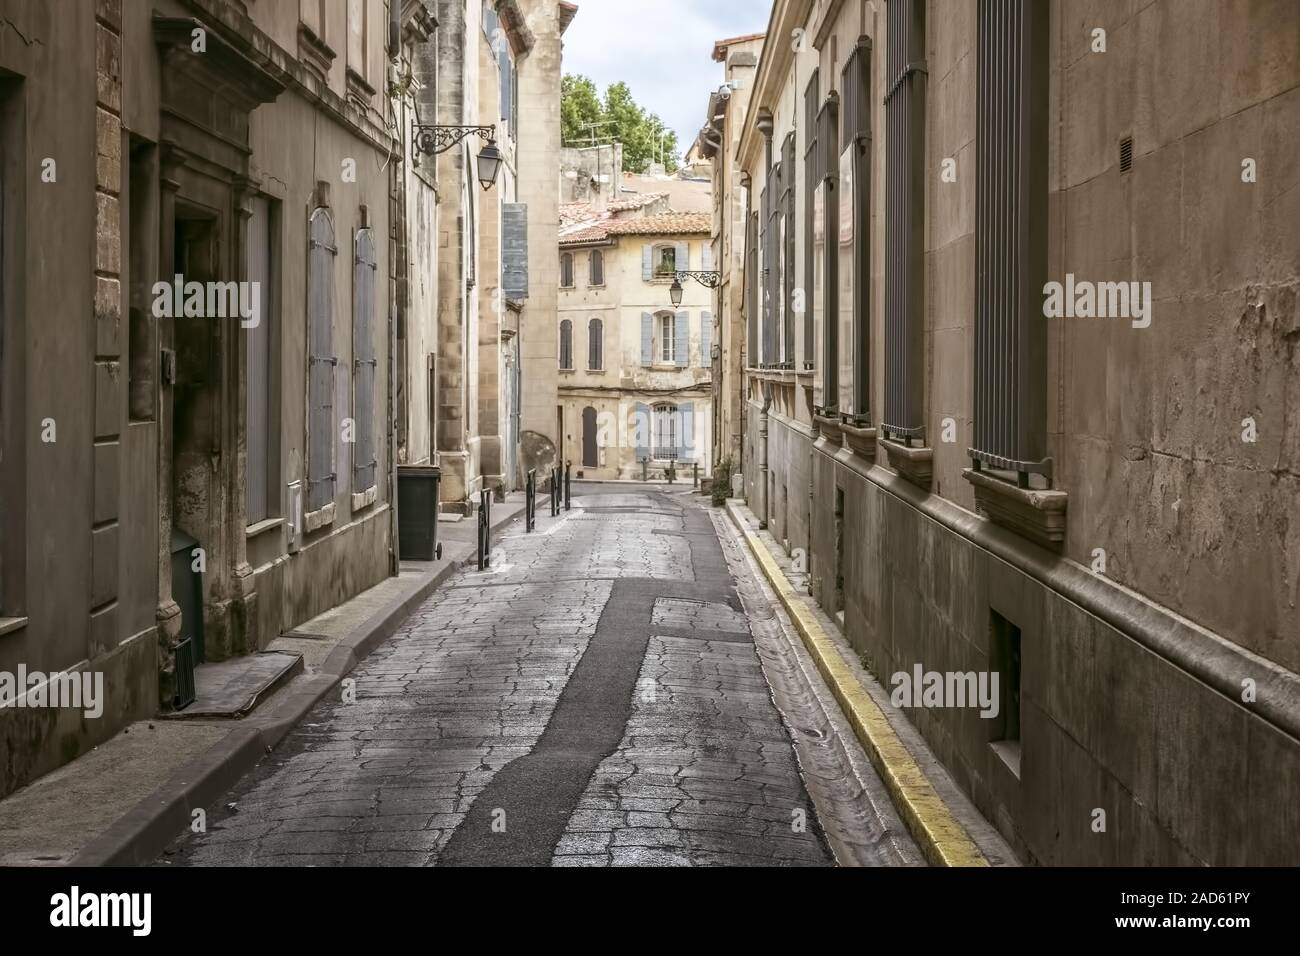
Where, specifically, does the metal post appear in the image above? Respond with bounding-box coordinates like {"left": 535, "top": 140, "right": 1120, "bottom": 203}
{"left": 526, "top": 468, "right": 536, "bottom": 532}
{"left": 641, "top": 458, "right": 648, "bottom": 482}
{"left": 693, "top": 462, "right": 699, "bottom": 489}
{"left": 477, "top": 488, "right": 490, "bottom": 570}
{"left": 667, "top": 461, "right": 675, "bottom": 485}
{"left": 551, "top": 468, "right": 559, "bottom": 516}
{"left": 564, "top": 461, "right": 571, "bottom": 511}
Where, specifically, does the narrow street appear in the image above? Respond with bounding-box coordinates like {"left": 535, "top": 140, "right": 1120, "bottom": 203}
{"left": 159, "top": 484, "right": 920, "bottom": 867}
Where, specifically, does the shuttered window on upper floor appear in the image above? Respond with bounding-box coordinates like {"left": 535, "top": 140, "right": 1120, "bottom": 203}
{"left": 972, "top": 0, "right": 1051, "bottom": 485}
{"left": 841, "top": 38, "right": 873, "bottom": 423}
{"left": 884, "top": 0, "right": 927, "bottom": 442}
{"left": 803, "top": 68, "right": 819, "bottom": 370}
{"left": 352, "top": 226, "right": 377, "bottom": 496}
{"left": 588, "top": 317, "right": 603, "bottom": 370}
{"left": 816, "top": 91, "right": 840, "bottom": 413}
{"left": 306, "top": 207, "right": 337, "bottom": 515}
{"left": 559, "top": 318, "right": 573, "bottom": 370}
{"left": 781, "top": 131, "right": 797, "bottom": 369}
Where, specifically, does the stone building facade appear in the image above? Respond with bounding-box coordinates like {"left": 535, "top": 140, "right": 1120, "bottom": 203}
{"left": 558, "top": 197, "right": 714, "bottom": 480}
{"left": 0, "top": 0, "right": 570, "bottom": 798}
{"left": 717, "top": 0, "right": 1300, "bottom": 863}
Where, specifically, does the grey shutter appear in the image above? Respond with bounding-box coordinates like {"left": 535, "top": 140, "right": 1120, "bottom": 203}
{"left": 675, "top": 241, "right": 689, "bottom": 271}
{"left": 700, "top": 311, "right": 712, "bottom": 367}
{"left": 245, "top": 196, "right": 271, "bottom": 524}
{"left": 634, "top": 401, "right": 649, "bottom": 461}
{"left": 307, "top": 208, "right": 337, "bottom": 513}
{"left": 702, "top": 243, "right": 712, "bottom": 271}
{"left": 674, "top": 310, "right": 689, "bottom": 367}
{"left": 502, "top": 202, "right": 528, "bottom": 299}
{"left": 590, "top": 250, "right": 603, "bottom": 286}
{"left": 641, "top": 245, "right": 653, "bottom": 281}
{"left": 352, "top": 227, "right": 377, "bottom": 494}
{"left": 560, "top": 319, "right": 572, "bottom": 370}
{"left": 678, "top": 403, "right": 695, "bottom": 461}
{"left": 588, "top": 318, "right": 602, "bottom": 370}
{"left": 641, "top": 312, "right": 653, "bottom": 366}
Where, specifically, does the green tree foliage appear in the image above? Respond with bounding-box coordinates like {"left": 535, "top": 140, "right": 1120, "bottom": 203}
{"left": 561, "top": 73, "right": 680, "bottom": 174}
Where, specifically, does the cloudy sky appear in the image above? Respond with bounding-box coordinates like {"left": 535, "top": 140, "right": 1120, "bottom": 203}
{"left": 560, "top": 0, "right": 773, "bottom": 158}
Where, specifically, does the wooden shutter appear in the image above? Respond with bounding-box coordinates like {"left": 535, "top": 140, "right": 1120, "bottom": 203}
{"left": 634, "top": 401, "right": 649, "bottom": 460}
{"left": 307, "top": 207, "right": 337, "bottom": 513}
{"left": 675, "top": 310, "right": 689, "bottom": 367}
{"left": 502, "top": 202, "right": 528, "bottom": 299}
{"left": 843, "top": 37, "right": 872, "bottom": 421}
{"left": 818, "top": 92, "right": 840, "bottom": 412}
{"left": 702, "top": 243, "right": 712, "bottom": 271}
{"left": 700, "top": 311, "right": 712, "bottom": 367}
{"left": 560, "top": 319, "right": 573, "bottom": 370}
{"left": 641, "top": 312, "right": 653, "bottom": 366}
{"left": 642, "top": 245, "right": 653, "bottom": 281}
{"left": 245, "top": 196, "right": 272, "bottom": 523}
{"left": 352, "top": 226, "right": 377, "bottom": 494}
{"left": 678, "top": 403, "right": 695, "bottom": 461}
{"left": 588, "top": 318, "right": 602, "bottom": 370}
{"left": 590, "top": 249, "right": 603, "bottom": 286}
{"left": 675, "top": 240, "right": 689, "bottom": 271}
{"left": 782, "top": 132, "right": 797, "bottom": 367}
{"left": 803, "top": 68, "right": 819, "bottom": 369}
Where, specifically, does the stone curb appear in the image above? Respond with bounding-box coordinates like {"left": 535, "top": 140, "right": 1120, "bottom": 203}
{"left": 724, "top": 499, "right": 989, "bottom": 868}
{"left": 70, "top": 504, "right": 526, "bottom": 867}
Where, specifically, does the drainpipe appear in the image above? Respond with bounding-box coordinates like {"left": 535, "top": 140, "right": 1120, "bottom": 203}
{"left": 758, "top": 383, "right": 772, "bottom": 530}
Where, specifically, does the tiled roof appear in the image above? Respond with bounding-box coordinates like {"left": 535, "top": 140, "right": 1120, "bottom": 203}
{"left": 559, "top": 221, "right": 612, "bottom": 244}
{"left": 712, "top": 32, "right": 765, "bottom": 60}
{"left": 603, "top": 212, "right": 711, "bottom": 236}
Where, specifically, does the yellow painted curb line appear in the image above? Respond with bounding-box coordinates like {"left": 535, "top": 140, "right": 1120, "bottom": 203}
{"left": 726, "top": 502, "right": 989, "bottom": 867}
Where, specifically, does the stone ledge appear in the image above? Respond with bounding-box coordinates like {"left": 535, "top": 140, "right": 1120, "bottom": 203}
{"left": 841, "top": 421, "right": 877, "bottom": 459}
{"left": 881, "top": 438, "right": 933, "bottom": 490}
{"left": 962, "top": 467, "right": 1068, "bottom": 550}
{"left": 813, "top": 413, "right": 843, "bottom": 446}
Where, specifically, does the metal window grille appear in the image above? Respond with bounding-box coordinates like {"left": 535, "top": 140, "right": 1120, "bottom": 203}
{"left": 971, "top": 0, "right": 1051, "bottom": 484}
{"left": 884, "top": 2, "right": 926, "bottom": 439}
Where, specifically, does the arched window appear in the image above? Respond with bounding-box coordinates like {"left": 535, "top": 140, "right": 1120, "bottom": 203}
{"left": 559, "top": 319, "right": 573, "bottom": 370}
{"left": 589, "top": 249, "right": 604, "bottom": 286}
{"left": 588, "top": 318, "right": 603, "bottom": 370}
{"left": 560, "top": 251, "right": 574, "bottom": 288}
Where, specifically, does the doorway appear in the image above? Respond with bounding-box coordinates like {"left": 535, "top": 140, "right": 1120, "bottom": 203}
{"left": 582, "top": 406, "right": 598, "bottom": 468}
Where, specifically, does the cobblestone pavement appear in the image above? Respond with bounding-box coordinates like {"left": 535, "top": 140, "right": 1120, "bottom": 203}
{"left": 160, "top": 484, "right": 902, "bottom": 867}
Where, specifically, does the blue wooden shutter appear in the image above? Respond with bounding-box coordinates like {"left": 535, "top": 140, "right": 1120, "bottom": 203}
{"left": 678, "top": 403, "right": 695, "bottom": 460}
{"left": 641, "top": 245, "right": 653, "bottom": 281}
{"left": 641, "top": 312, "right": 653, "bottom": 366}
{"left": 634, "top": 401, "right": 649, "bottom": 460}
{"left": 702, "top": 243, "right": 713, "bottom": 271}
{"left": 502, "top": 203, "right": 528, "bottom": 299}
{"left": 352, "top": 227, "right": 377, "bottom": 494}
{"left": 307, "top": 207, "right": 337, "bottom": 513}
{"left": 700, "top": 311, "right": 712, "bottom": 367}
{"left": 675, "top": 241, "right": 689, "bottom": 271}
{"left": 675, "top": 311, "right": 689, "bottom": 367}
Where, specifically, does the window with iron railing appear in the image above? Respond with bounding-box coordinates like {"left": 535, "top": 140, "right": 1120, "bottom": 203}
{"left": 782, "top": 131, "right": 797, "bottom": 369}
{"left": 814, "top": 91, "right": 840, "bottom": 415}
{"left": 802, "top": 69, "right": 819, "bottom": 371}
{"left": 840, "top": 38, "right": 872, "bottom": 423}
{"left": 971, "top": 0, "right": 1050, "bottom": 487}
{"left": 884, "top": 0, "right": 926, "bottom": 443}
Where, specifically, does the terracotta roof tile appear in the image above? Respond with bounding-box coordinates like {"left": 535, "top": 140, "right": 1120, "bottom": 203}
{"left": 603, "top": 211, "right": 712, "bottom": 237}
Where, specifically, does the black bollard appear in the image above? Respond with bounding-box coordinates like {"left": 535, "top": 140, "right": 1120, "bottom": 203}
{"left": 564, "top": 461, "right": 571, "bottom": 511}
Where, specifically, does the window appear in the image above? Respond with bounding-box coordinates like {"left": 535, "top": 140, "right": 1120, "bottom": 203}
{"left": 347, "top": 0, "right": 370, "bottom": 90}
{"left": 352, "top": 225, "right": 377, "bottom": 496}
{"left": 306, "top": 206, "right": 337, "bottom": 516}
{"left": 840, "top": 38, "right": 871, "bottom": 421}
{"left": 803, "top": 69, "right": 819, "bottom": 369}
{"left": 972, "top": 0, "right": 1049, "bottom": 484}
{"left": 640, "top": 310, "right": 687, "bottom": 367}
{"left": 659, "top": 313, "right": 675, "bottom": 363}
{"left": 815, "top": 92, "right": 841, "bottom": 413}
{"left": 884, "top": 3, "right": 925, "bottom": 440}
{"left": 652, "top": 404, "right": 679, "bottom": 460}
{"left": 589, "top": 249, "right": 604, "bottom": 286}
{"left": 782, "top": 131, "right": 796, "bottom": 368}
{"left": 559, "top": 318, "right": 573, "bottom": 370}
{"left": 989, "top": 608, "right": 1023, "bottom": 776}
{"left": 588, "top": 317, "right": 603, "bottom": 370}
{"left": 127, "top": 139, "right": 157, "bottom": 423}
{"left": 653, "top": 244, "right": 676, "bottom": 277}
{"left": 246, "top": 195, "right": 276, "bottom": 523}
{"left": 560, "top": 251, "right": 574, "bottom": 288}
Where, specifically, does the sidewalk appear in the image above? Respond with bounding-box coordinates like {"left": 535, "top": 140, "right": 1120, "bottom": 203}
{"left": 0, "top": 493, "right": 528, "bottom": 867}
{"left": 725, "top": 498, "right": 1018, "bottom": 867}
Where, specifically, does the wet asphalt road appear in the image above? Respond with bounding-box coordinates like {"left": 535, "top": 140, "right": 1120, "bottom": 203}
{"left": 160, "top": 484, "right": 899, "bottom": 866}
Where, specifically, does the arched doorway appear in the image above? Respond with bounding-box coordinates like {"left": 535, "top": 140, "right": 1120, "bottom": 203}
{"left": 582, "top": 406, "right": 598, "bottom": 468}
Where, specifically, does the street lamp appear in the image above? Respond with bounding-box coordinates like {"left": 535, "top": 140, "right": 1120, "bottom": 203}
{"left": 476, "top": 141, "right": 503, "bottom": 190}
{"left": 412, "top": 124, "right": 502, "bottom": 190}
{"left": 668, "top": 270, "right": 722, "bottom": 307}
